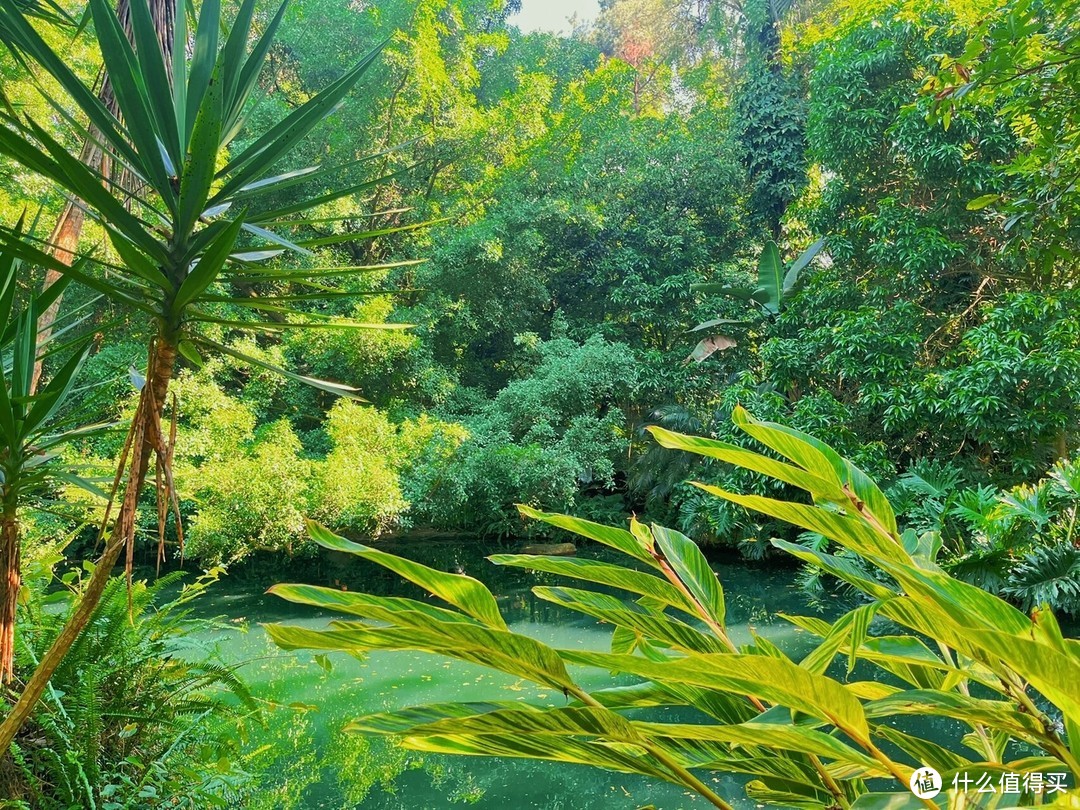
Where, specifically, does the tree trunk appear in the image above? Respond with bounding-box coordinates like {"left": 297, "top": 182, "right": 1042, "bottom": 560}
{"left": 0, "top": 505, "right": 19, "bottom": 684}
{"left": 0, "top": 338, "right": 176, "bottom": 749}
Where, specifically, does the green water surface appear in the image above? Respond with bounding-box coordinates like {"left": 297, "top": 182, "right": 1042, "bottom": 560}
{"left": 189, "top": 543, "right": 834, "bottom": 809}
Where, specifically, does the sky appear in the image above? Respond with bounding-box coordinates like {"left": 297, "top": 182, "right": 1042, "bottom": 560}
{"left": 509, "top": 0, "right": 600, "bottom": 34}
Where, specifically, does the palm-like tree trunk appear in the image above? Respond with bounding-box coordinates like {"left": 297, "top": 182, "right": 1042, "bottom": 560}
{"left": 0, "top": 502, "right": 20, "bottom": 684}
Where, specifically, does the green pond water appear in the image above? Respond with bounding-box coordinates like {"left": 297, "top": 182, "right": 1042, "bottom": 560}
{"left": 187, "top": 542, "right": 845, "bottom": 809}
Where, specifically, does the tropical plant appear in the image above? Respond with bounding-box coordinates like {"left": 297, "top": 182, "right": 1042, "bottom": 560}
{"left": 687, "top": 237, "right": 824, "bottom": 362}
{"left": 0, "top": 233, "right": 101, "bottom": 683}
{"left": 0, "top": 0, "right": 410, "bottom": 745}
{"left": 945, "top": 455, "right": 1080, "bottom": 615}
{"left": 269, "top": 407, "right": 1080, "bottom": 808}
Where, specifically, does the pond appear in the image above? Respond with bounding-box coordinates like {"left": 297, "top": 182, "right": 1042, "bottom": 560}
{"left": 187, "top": 540, "right": 841, "bottom": 809}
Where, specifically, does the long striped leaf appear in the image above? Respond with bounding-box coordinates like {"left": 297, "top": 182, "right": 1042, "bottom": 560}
{"left": 306, "top": 522, "right": 507, "bottom": 630}
{"left": 489, "top": 554, "right": 692, "bottom": 612}
{"left": 732, "top": 406, "right": 899, "bottom": 537}
{"left": 634, "top": 721, "right": 887, "bottom": 778}
{"left": 264, "top": 621, "right": 572, "bottom": 690}
{"left": 394, "top": 706, "right": 640, "bottom": 741}
{"left": 268, "top": 584, "right": 482, "bottom": 627}
{"left": 648, "top": 425, "right": 847, "bottom": 502}
{"left": 0, "top": 119, "right": 166, "bottom": 262}
{"left": 396, "top": 733, "right": 677, "bottom": 783}
{"left": 517, "top": 506, "right": 655, "bottom": 566}
{"left": 0, "top": 3, "right": 141, "bottom": 170}
{"left": 699, "top": 485, "right": 904, "bottom": 563}
{"left": 648, "top": 522, "right": 727, "bottom": 628}
{"left": 865, "top": 690, "right": 1043, "bottom": 739}
{"left": 559, "top": 650, "right": 872, "bottom": 744}
{"left": 533, "top": 586, "right": 727, "bottom": 654}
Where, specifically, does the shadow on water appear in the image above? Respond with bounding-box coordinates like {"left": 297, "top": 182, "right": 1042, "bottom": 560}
{"left": 186, "top": 538, "right": 842, "bottom": 809}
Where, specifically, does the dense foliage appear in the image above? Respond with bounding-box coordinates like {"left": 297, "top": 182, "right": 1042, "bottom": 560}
{"left": 1, "top": 0, "right": 1079, "bottom": 805}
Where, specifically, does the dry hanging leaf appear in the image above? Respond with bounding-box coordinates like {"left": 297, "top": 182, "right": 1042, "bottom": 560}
{"left": 686, "top": 335, "right": 737, "bottom": 364}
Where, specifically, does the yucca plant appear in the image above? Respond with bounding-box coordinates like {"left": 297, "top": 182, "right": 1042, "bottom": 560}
{"left": 0, "top": 0, "right": 414, "bottom": 745}
{"left": 269, "top": 407, "right": 1080, "bottom": 808}
{"left": 0, "top": 231, "right": 103, "bottom": 684}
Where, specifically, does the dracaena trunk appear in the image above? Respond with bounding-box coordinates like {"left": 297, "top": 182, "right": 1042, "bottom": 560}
{"left": 0, "top": 338, "right": 177, "bottom": 749}
{"left": 0, "top": 504, "right": 20, "bottom": 684}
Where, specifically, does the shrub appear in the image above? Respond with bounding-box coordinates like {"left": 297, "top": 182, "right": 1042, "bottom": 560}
{"left": 1, "top": 572, "right": 254, "bottom": 808}
{"left": 185, "top": 420, "right": 313, "bottom": 566}
{"left": 310, "top": 402, "right": 407, "bottom": 538}
{"left": 422, "top": 335, "right": 638, "bottom": 536}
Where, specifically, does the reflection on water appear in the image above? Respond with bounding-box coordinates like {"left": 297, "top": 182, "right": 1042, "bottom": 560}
{"left": 189, "top": 541, "right": 835, "bottom": 809}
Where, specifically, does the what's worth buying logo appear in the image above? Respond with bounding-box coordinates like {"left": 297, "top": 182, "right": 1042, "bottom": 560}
{"left": 910, "top": 767, "right": 942, "bottom": 799}
{"left": 910, "top": 765, "right": 1070, "bottom": 799}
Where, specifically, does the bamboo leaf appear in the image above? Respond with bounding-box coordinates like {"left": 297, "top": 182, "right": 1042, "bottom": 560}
{"left": 345, "top": 702, "right": 529, "bottom": 735}
{"left": 772, "top": 540, "right": 897, "bottom": 600}
{"left": 395, "top": 733, "right": 676, "bottom": 783}
{"left": 865, "top": 690, "right": 1043, "bottom": 739}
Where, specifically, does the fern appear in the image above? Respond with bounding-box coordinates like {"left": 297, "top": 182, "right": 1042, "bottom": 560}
{"left": 4, "top": 573, "right": 261, "bottom": 808}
